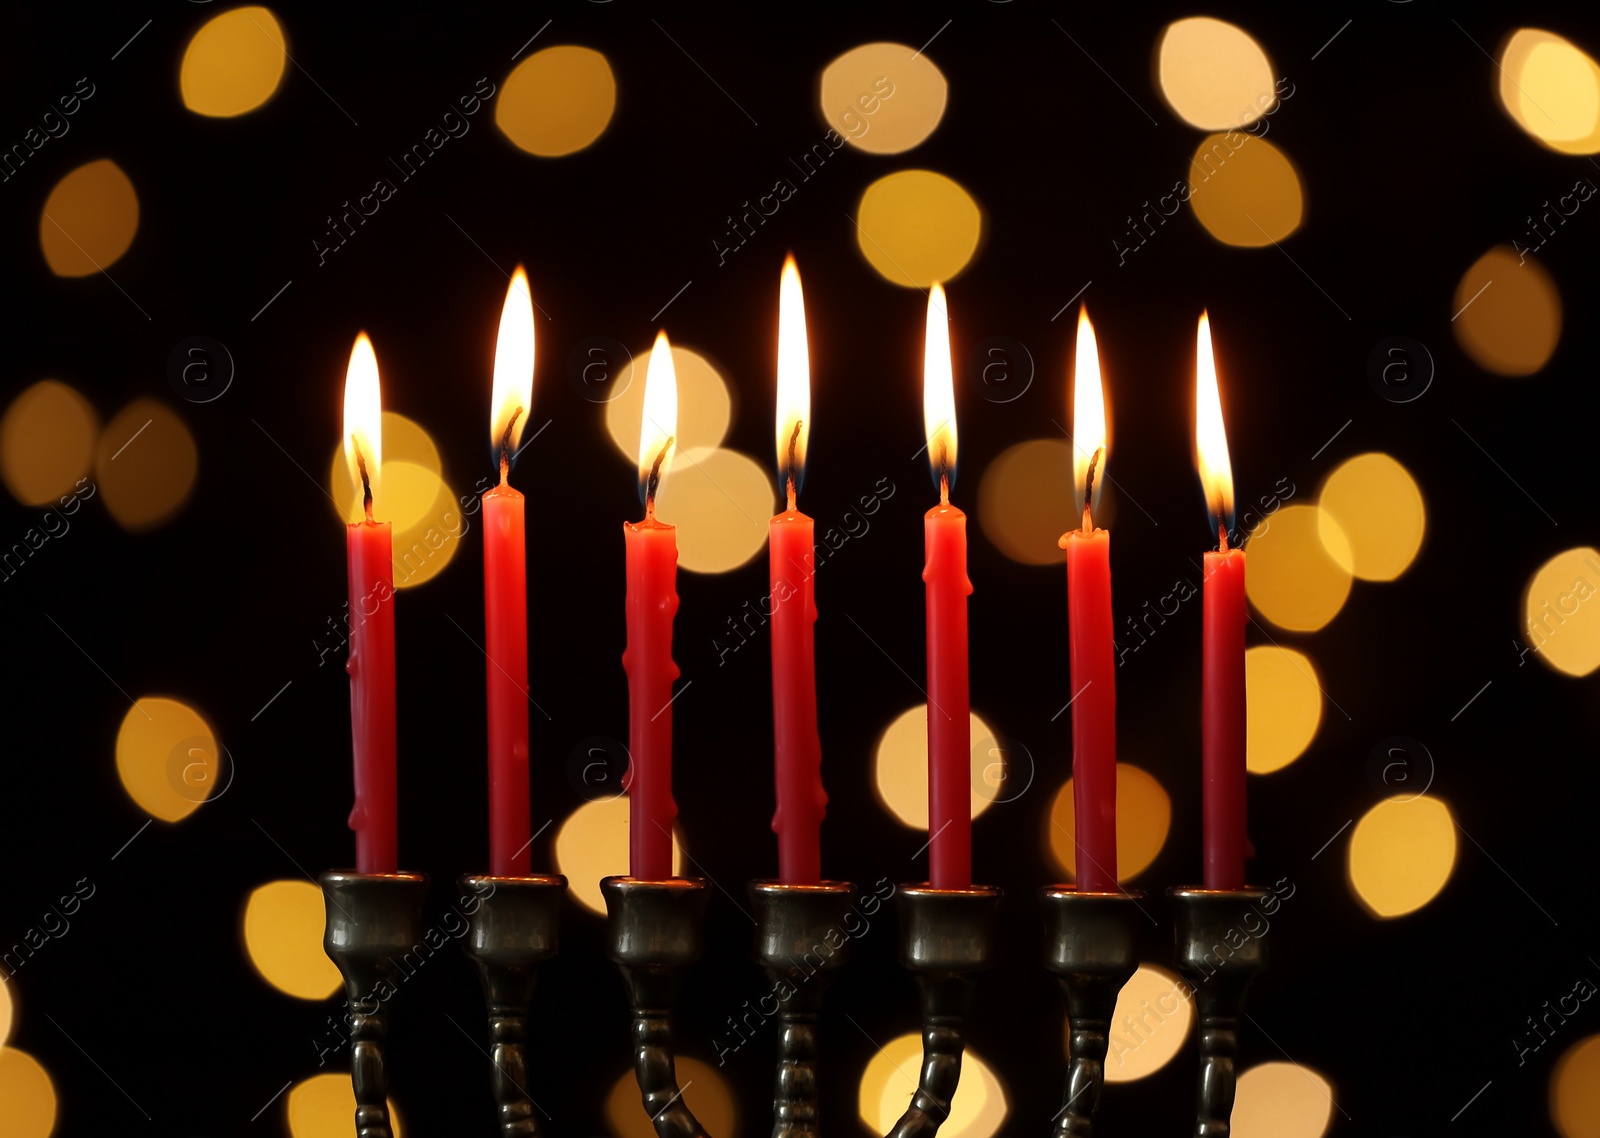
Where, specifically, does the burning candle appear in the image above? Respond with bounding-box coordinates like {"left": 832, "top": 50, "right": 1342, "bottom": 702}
{"left": 622, "top": 332, "right": 680, "bottom": 881}
{"left": 922, "top": 283, "right": 973, "bottom": 889}
{"left": 1195, "top": 311, "right": 1247, "bottom": 890}
{"left": 770, "top": 256, "right": 827, "bottom": 885}
{"left": 1060, "top": 307, "right": 1118, "bottom": 892}
{"left": 342, "top": 333, "right": 398, "bottom": 874}
{"left": 483, "top": 267, "right": 536, "bottom": 877}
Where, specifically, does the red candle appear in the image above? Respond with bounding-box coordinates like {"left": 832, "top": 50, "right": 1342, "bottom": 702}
{"left": 483, "top": 268, "right": 536, "bottom": 876}
{"left": 770, "top": 257, "right": 826, "bottom": 884}
{"left": 622, "top": 331, "right": 680, "bottom": 881}
{"left": 1059, "top": 308, "right": 1117, "bottom": 892}
{"left": 922, "top": 284, "right": 972, "bottom": 890}
{"left": 342, "top": 333, "right": 398, "bottom": 874}
{"left": 1196, "top": 312, "right": 1247, "bottom": 890}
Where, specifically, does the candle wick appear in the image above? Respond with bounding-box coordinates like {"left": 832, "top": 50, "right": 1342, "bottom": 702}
{"left": 353, "top": 436, "right": 374, "bottom": 523}
{"left": 499, "top": 406, "right": 524, "bottom": 486}
{"left": 1082, "top": 446, "right": 1102, "bottom": 533}
{"left": 1217, "top": 509, "right": 1230, "bottom": 553}
{"left": 645, "top": 434, "right": 674, "bottom": 520}
{"left": 785, "top": 419, "right": 801, "bottom": 512}
{"left": 938, "top": 442, "right": 951, "bottom": 506}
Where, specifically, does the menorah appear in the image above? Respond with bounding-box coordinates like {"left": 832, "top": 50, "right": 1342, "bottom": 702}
{"left": 319, "top": 868, "right": 1271, "bottom": 1138}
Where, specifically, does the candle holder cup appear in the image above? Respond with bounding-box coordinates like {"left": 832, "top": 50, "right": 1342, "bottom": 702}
{"left": 1169, "top": 887, "right": 1270, "bottom": 1138}
{"left": 460, "top": 874, "right": 568, "bottom": 1138}
{"left": 320, "top": 871, "right": 430, "bottom": 1138}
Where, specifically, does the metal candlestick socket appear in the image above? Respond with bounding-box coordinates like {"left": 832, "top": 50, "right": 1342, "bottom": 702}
{"left": 603, "top": 876, "right": 712, "bottom": 1138}
{"left": 1041, "top": 888, "right": 1144, "bottom": 1136}
{"left": 1170, "top": 887, "right": 1270, "bottom": 1138}
{"left": 320, "top": 871, "right": 429, "bottom": 1138}
{"left": 749, "top": 881, "right": 859, "bottom": 1138}
{"left": 887, "top": 884, "right": 1002, "bottom": 1138}
{"left": 460, "top": 874, "right": 568, "bottom": 1138}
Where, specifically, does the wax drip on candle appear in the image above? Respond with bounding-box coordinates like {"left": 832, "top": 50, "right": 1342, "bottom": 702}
{"left": 352, "top": 437, "right": 374, "bottom": 523}
{"left": 644, "top": 435, "right": 675, "bottom": 520}
{"left": 785, "top": 420, "right": 802, "bottom": 511}
{"left": 1082, "top": 445, "right": 1102, "bottom": 535}
{"left": 498, "top": 406, "right": 524, "bottom": 486}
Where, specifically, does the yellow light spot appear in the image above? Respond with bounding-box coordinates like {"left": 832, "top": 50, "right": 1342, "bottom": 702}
{"left": 604, "top": 345, "right": 731, "bottom": 463}
{"left": 115, "top": 697, "right": 219, "bottom": 823}
{"left": 654, "top": 448, "right": 774, "bottom": 574}
{"left": 0, "top": 380, "right": 98, "bottom": 506}
{"left": 1499, "top": 29, "right": 1600, "bottom": 153}
{"left": 858, "top": 1032, "right": 1007, "bottom": 1138}
{"left": 0, "top": 1048, "right": 55, "bottom": 1138}
{"left": 1348, "top": 795, "right": 1456, "bottom": 918}
{"left": 1245, "top": 504, "right": 1352, "bottom": 632}
{"left": 387, "top": 473, "right": 464, "bottom": 589}
{"left": 1046, "top": 764, "right": 1171, "bottom": 883}
{"left": 1232, "top": 1061, "right": 1336, "bottom": 1138}
{"left": 1158, "top": 17, "right": 1278, "bottom": 130}
{"left": 977, "top": 439, "right": 1075, "bottom": 565}
{"left": 856, "top": 170, "right": 982, "bottom": 288}
{"left": 242, "top": 880, "right": 342, "bottom": 1000}
{"left": 604, "top": 1057, "right": 737, "bottom": 1138}
{"left": 1522, "top": 547, "right": 1600, "bottom": 676}
{"left": 1099, "top": 964, "right": 1193, "bottom": 1083}
{"left": 1317, "top": 453, "right": 1425, "bottom": 581}
{"left": 554, "top": 796, "right": 685, "bottom": 916}
{"left": 1188, "top": 134, "right": 1303, "bottom": 246}
{"left": 1453, "top": 245, "right": 1562, "bottom": 376}
{"left": 874, "top": 706, "right": 999, "bottom": 828}
{"left": 1552, "top": 1034, "right": 1600, "bottom": 1137}
{"left": 286, "top": 1073, "right": 401, "bottom": 1138}
{"left": 496, "top": 46, "right": 616, "bottom": 157}
{"left": 0, "top": 984, "right": 10, "bottom": 1048}
{"left": 819, "top": 43, "right": 947, "bottom": 154}
{"left": 180, "top": 6, "right": 289, "bottom": 117}
{"left": 95, "top": 400, "right": 198, "bottom": 531}
{"left": 39, "top": 159, "right": 138, "bottom": 277}
{"left": 1245, "top": 647, "right": 1321, "bottom": 774}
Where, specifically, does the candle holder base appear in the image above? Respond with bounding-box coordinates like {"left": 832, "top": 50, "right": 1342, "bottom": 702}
{"left": 888, "top": 884, "right": 1002, "bottom": 1138}
{"left": 749, "top": 881, "right": 858, "bottom": 1138}
{"left": 1040, "top": 888, "right": 1144, "bottom": 1137}
{"left": 461, "top": 874, "right": 568, "bottom": 1138}
{"left": 320, "top": 871, "right": 430, "bottom": 1138}
{"left": 603, "top": 876, "right": 712, "bottom": 1138}
{"left": 1169, "top": 887, "right": 1270, "bottom": 1138}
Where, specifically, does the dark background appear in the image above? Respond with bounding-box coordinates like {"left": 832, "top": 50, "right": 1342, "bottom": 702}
{"left": 1, "top": 2, "right": 1597, "bottom": 1134}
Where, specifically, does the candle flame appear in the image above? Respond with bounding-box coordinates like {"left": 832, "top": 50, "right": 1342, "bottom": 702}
{"left": 922, "top": 282, "right": 957, "bottom": 498}
{"left": 490, "top": 265, "right": 536, "bottom": 474}
{"left": 342, "top": 331, "right": 382, "bottom": 518}
{"left": 1071, "top": 306, "right": 1108, "bottom": 526}
{"left": 637, "top": 329, "right": 678, "bottom": 511}
{"left": 776, "top": 254, "right": 810, "bottom": 509}
{"left": 1195, "top": 311, "right": 1235, "bottom": 544}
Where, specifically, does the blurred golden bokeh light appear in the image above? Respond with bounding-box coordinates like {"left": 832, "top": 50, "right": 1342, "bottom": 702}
{"left": 0, "top": 380, "right": 98, "bottom": 506}
{"left": 1232, "top": 1061, "right": 1335, "bottom": 1138}
{"left": 0, "top": 983, "right": 11, "bottom": 1048}
{"left": 180, "top": 6, "right": 289, "bottom": 117}
{"left": 1499, "top": 29, "right": 1600, "bottom": 153}
{"left": 115, "top": 696, "right": 219, "bottom": 822}
{"left": 1318, "top": 453, "right": 1425, "bottom": 581}
{"left": 855, "top": 170, "right": 982, "bottom": 288}
{"left": 1244, "top": 646, "right": 1321, "bottom": 774}
{"left": 0, "top": 1048, "right": 55, "bottom": 1138}
{"left": 605, "top": 345, "right": 731, "bottom": 462}
{"left": 605, "top": 1058, "right": 736, "bottom": 1138}
{"left": 95, "top": 400, "right": 198, "bottom": 531}
{"left": 243, "top": 880, "right": 342, "bottom": 1000}
{"left": 1158, "top": 17, "right": 1277, "bottom": 130}
{"left": 1047, "top": 764, "right": 1171, "bottom": 883}
{"left": 497, "top": 45, "right": 616, "bottom": 157}
{"left": 555, "top": 796, "right": 685, "bottom": 915}
{"left": 1245, "top": 505, "right": 1351, "bottom": 632}
{"left": 287, "top": 1073, "right": 401, "bottom": 1138}
{"left": 1188, "top": 134, "right": 1303, "bottom": 246}
{"left": 655, "top": 447, "right": 774, "bottom": 574}
{"left": 977, "top": 439, "right": 1075, "bottom": 565}
{"left": 875, "top": 706, "right": 998, "bottom": 828}
{"left": 1552, "top": 1034, "right": 1600, "bottom": 1137}
{"left": 1348, "top": 795, "right": 1456, "bottom": 917}
{"left": 1453, "top": 245, "right": 1561, "bottom": 376}
{"left": 858, "top": 1033, "right": 1006, "bottom": 1138}
{"left": 39, "top": 159, "right": 139, "bottom": 277}
{"left": 1101, "top": 964, "right": 1193, "bottom": 1083}
{"left": 1522, "top": 547, "right": 1600, "bottom": 676}
{"left": 819, "top": 43, "right": 947, "bottom": 154}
